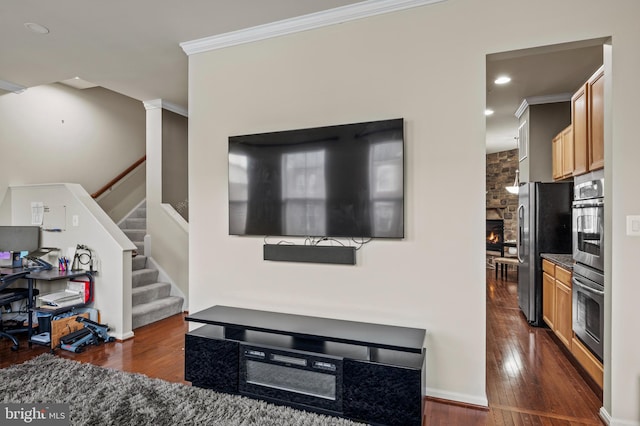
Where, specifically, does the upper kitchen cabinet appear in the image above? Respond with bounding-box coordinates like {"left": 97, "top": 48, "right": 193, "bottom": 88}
{"left": 588, "top": 67, "right": 605, "bottom": 170}
{"left": 572, "top": 65, "right": 604, "bottom": 176}
{"left": 571, "top": 84, "right": 588, "bottom": 175}
{"left": 552, "top": 125, "right": 573, "bottom": 181}
{"left": 552, "top": 132, "right": 563, "bottom": 180}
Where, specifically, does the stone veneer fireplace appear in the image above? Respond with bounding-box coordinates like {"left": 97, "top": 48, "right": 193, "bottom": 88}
{"left": 486, "top": 149, "right": 518, "bottom": 243}
{"left": 485, "top": 149, "right": 518, "bottom": 269}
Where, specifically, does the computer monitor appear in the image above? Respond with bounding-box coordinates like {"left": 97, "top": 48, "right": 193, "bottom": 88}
{"left": 0, "top": 226, "right": 40, "bottom": 253}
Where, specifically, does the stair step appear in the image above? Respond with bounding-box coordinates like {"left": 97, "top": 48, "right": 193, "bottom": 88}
{"left": 123, "top": 199, "right": 184, "bottom": 330}
{"left": 131, "top": 207, "right": 147, "bottom": 219}
{"left": 132, "top": 255, "right": 147, "bottom": 271}
{"left": 132, "top": 268, "right": 159, "bottom": 288}
{"left": 119, "top": 218, "right": 146, "bottom": 230}
{"left": 123, "top": 229, "right": 146, "bottom": 241}
{"left": 132, "top": 296, "right": 183, "bottom": 329}
{"left": 132, "top": 282, "right": 172, "bottom": 306}
{"left": 134, "top": 242, "right": 144, "bottom": 256}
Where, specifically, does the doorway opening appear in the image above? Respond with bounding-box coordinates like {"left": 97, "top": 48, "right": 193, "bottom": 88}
{"left": 484, "top": 38, "right": 607, "bottom": 415}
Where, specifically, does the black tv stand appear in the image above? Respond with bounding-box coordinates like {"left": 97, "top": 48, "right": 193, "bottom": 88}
{"left": 185, "top": 305, "right": 426, "bottom": 426}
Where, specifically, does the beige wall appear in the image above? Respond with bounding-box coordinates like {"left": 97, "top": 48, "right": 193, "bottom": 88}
{"left": 162, "top": 110, "right": 189, "bottom": 219}
{"left": 523, "top": 102, "right": 572, "bottom": 183}
{"left": 187, "top": 0, "right": 640, "bottom": 420}
{"left": 0, "top": 84, "right": 145, "bottom": 201}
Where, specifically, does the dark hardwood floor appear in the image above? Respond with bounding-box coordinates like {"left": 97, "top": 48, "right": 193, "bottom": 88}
{"left": 1, "top": 269, "right": 603, "bottom": 425}
{"left": 484, "top": 268, "right": 602, "bottom": 425}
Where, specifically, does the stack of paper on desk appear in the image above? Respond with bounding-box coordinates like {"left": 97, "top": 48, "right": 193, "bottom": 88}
{"left": 39, "top": 289, "right": 83, "bottom": 308}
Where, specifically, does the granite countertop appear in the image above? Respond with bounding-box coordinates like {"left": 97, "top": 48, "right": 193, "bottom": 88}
{"left": 541, "top": 253, "right": 574, "bottom": 270}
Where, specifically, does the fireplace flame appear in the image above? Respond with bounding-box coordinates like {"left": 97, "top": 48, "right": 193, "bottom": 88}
{"left": 487, "top": 232, "right": 499, "bottom": 244}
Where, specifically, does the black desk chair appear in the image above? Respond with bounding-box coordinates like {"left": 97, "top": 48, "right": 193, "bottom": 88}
{"left": 0, "top": 270, "right": 33, "bottom": 351}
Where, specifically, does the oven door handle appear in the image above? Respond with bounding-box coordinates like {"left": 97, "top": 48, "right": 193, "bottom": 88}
{"left": 572, "top": 277, "right": 605, "bottom": 296}
{"left": 572, "top": 200, "right": 604, "bottom": 208}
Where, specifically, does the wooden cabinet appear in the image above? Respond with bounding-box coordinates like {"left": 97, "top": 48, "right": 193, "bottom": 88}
{"left": 552, "top": 125, "right": 573, "bottom": 181}
{"left": 572, "top": 65, "right": 604, "bottom": 176}
{"left": 588, "top": 67, "right": 605, "bottom": 170}
{"left": 542, "top": 258, "right": 603, "bottom": 388}
{"left": 541, "top": 259, "right": 572, "bottom": 350}
{"left": 552, "top": 133, "right": 563, "bottom": 180}
{"left": 542, "top": 261, "right": 556, "bottom": 328}
{"left": 571, "top": 84, "right": 588, "bottom": 175}
{"left": 561, "top": 126, "right": 573, "bottom": 177}
{"left": 554, "top": 266, "right": 572, "bottom": 348}
{"left": 572, "top": 336, "right": 604, "bottom": 388}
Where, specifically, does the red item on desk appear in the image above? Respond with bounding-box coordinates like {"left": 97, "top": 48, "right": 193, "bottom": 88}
{"left": 68, "top": 279, "right": 92, "bottom": 303}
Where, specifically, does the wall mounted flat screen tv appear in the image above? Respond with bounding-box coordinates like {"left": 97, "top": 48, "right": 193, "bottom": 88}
{"left": 228, "top": 118, "right": 404, "bottom": 238}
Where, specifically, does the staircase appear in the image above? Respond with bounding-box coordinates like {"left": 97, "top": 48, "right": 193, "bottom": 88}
{"left": 119, "top": 202, "right": 183, "bottom": 329}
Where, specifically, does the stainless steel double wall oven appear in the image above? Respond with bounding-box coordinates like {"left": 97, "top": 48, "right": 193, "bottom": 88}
{"left": 572, "top": 169, "right": 605, "bottom": 361}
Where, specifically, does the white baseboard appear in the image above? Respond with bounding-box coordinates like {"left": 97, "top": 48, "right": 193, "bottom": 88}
{"left": 113, "top": 331, "right": 135, "bottom": 341}
{"left": 602, "top": 406, "right": 640, "bottom": 426}
{"left": 425, "top": 387, "right": 488, "bottom": 408}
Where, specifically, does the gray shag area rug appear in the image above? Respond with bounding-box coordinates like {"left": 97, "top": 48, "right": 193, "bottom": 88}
{"left": 0, "top": 354, "right": 364, "bottom": 426}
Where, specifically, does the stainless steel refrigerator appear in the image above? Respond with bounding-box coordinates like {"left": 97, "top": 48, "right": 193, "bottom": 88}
{"left": 517, "top": 182, "right": 572, "bottom": 326}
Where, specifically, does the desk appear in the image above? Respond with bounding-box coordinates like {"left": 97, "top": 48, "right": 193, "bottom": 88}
{"left": 0, "top": 267, "right": 93, "bottom": 350}
{"left": 26, "top": 269, "right": 94, "bottom": 347}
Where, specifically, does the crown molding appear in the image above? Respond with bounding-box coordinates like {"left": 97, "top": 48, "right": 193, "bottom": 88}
{"left": 180, "top": 0, "right": 447, "bottom": 55}
{"left": 514, "top": 93, "right": 573, "bottom": 119}
{"left": 143, "top": 99, "right": 188, "bottom": 117}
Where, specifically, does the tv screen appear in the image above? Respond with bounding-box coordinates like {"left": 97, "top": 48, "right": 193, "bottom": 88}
{"left": 228, "top": 118, "right": 404, "bottom": 238}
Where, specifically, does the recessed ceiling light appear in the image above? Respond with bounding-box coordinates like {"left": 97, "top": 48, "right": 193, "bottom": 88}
{"left": 485, "top": 109, "right": 494, "bottom": 116}
{"left": 24, "top": 22, "right": 50, "bottom": 34}
{"left": 494, "top": 76, "right": 511, "bottom": 85}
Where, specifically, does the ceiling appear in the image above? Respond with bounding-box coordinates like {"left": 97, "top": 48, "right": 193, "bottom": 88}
{"left": 486, "top": 39, "right": 604, "bottom": 153}
{"left": 1, "top": 1, "right": 604, "bottom": 153}
{"left": 0, "top": 0, "right": 362, "bottom": 106}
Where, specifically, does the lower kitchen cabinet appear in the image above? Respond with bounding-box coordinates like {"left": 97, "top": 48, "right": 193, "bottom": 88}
{"left": 554, "top": 275, "right": 572, "bottom": 348}
{"left": 572, "top": 336, "right": 604, "bottom": 388}
{"left": 542, "top": 257, "right": 603, "bottom": 389}
{"left": 542, "top": 264, "right": 555, "bottom": 329}
{"left": 541, "top": 259, "right": 572, "bottom": 350}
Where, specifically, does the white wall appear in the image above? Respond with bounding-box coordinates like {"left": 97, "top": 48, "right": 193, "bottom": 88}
{"left": 0, "top": 84, "right": 145, "bottom": 201}
{"left": 186, "top": 0, "right": 640, "bottom": 421}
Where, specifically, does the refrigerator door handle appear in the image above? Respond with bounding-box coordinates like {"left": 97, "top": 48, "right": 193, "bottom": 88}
{"left": 517, "top": 204, "right": 524, "bottom": 263}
